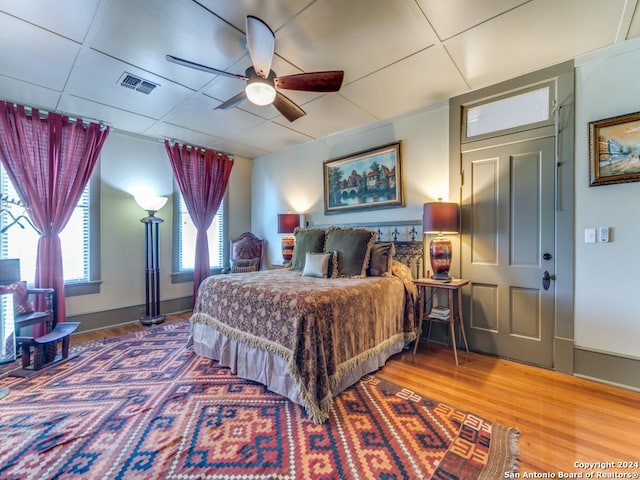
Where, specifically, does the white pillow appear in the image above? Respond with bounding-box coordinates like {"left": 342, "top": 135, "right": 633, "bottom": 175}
{"left": 302, "top": 252, "right": 332, "bottom": 278}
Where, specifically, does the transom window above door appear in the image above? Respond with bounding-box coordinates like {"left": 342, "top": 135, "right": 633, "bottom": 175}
{"left": 463, "top": 83, "right": 553, "bottom": 142}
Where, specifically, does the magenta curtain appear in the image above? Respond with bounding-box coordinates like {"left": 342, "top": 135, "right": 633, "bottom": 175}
{"left": 164, "top": 140, "right": 233, "bottom": 303}
{"left": 0, "top": 102, "right": 109, "bottom": 332}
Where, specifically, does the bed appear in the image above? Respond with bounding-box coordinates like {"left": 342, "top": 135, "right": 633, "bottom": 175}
{"left": 189, "top": 226, "right": 422, "bottom": 423}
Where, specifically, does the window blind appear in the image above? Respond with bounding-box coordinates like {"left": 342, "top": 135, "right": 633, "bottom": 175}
{"left": 178, "top": 196, "right": 224, "bottom": 270}
{"left": 0, "top": 167, "right": 90, "bottom": 284}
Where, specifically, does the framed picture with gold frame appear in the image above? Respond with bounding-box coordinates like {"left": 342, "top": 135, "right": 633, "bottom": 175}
{"left": 589, "top": 111, "right": 640, "bottom": 186}
{"left": 323, "top": 142, "right": 403, "bottom": 214}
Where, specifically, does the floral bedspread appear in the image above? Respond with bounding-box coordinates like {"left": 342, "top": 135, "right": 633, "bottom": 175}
{"left": 190, "top": 261, "right": 417, "bottom": 422}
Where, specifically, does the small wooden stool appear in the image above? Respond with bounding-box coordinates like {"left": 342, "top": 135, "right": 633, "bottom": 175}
{"left": 16, "top": 322, "right": 80, "bottom": 371}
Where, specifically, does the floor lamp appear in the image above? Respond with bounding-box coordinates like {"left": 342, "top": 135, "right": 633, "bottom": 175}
{"left": 135, "top": 195, "right": 167, "bottom": 326}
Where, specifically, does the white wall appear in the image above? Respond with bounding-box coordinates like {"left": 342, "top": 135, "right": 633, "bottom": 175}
{"left": 574, "top": 38, "right": 640, "bottom": 359}
{"left": 66, "top": 131, "right": 252, "bottom": 317}
{"left": 252, "top": 100, "right": 450, "bottom": 267}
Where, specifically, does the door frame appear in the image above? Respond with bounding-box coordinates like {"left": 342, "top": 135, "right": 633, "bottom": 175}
{"left": 448, "top": 61, "right": 575, "bottom": 373}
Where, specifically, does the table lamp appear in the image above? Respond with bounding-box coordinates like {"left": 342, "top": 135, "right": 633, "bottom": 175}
{"left": 277, "top": 213, "right": 300, "bottom": 263}
{"left": 423, "top": 200, "right": 459, "bottom": 281}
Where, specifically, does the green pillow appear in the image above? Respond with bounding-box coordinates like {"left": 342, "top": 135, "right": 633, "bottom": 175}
{"left": 290, "top": 228, "right": 326, "bottom": 271}
{"left": 324, "top": 227, "right": 376, "bottom": 277}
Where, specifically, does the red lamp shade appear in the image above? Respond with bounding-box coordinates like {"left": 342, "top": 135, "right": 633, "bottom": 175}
{"left": 277, "top": 213, "right": 300, "bottom": 234}
{"left": 423, "top": 202, "right": 459, "bottom": 281}
{"left": 423, "top": 202, "right": 459, "bottom": 235}
{"left": 277, "top": 213, "right": 300, "bottom": 262}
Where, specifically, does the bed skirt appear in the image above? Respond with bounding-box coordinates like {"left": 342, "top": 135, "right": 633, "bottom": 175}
{"left": 190, "top": 321, "right": 412, "bottom": 419}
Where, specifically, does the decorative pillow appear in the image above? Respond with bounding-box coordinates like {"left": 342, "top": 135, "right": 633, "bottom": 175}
{"left": 290, "top": 228, "right": 326, "bottom": 271}
{"left": 0, "top": 281, "right": 34, "bottom": 313}
{"left": 324, "top": 227, "right": 376, "bottom": 278}
{"left": 230, "top": 257, "right": 260, "bottom": 273}
{"left": 367, "top": 242, "right": 396, "bottom": 276}
{"left": 302, "top": 252, "right": 334, "bottom": 278}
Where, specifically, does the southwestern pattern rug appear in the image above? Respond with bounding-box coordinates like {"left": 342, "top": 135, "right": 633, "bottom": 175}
{"left": 0, "top": 320, "right": 519, "bottom": 479}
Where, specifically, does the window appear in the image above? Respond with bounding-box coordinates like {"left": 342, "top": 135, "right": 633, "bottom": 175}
{"left": 463, "top": 84, "right": 553, "bottom": 141}
{"left": 0, "top": 166, "right": 100, "bottom": 294}
{"left": 173, "top": 191, "right": 225, "bottom": 280}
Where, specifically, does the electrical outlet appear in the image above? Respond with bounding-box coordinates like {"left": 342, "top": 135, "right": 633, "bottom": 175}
{"left": 599, "top": 227, "right": 609, "bottom": 243}
{"left": 584, "top": 228, "right": 596, "bottom": 244}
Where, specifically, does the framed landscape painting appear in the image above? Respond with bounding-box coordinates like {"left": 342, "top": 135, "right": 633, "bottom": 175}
{"left": 589, "top": 111, "right": 640, "bottom": 186}
{"left": 323, "top": 142, "right": 403, "bottom": 214}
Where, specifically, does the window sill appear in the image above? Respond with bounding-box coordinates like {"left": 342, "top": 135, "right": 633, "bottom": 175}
{"left": 64, "top": 280, "right": 101, "bottom": 297}
{"left": 171, "top": 268, "right": 224, "bottom": 284}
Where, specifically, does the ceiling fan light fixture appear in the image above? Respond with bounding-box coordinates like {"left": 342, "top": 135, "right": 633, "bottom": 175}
{"left": 245, "top": 81, "right": 276, "bottom": 106}
{"left": 167, "top": 16, "right": 344, "bottom": 121}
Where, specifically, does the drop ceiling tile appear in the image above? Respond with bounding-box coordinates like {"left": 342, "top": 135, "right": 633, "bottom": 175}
{"left": 209, "top": 139, "right": 270, "bottom": 159}
{"left": 416, "top": 0, "right": 530, "bottom": 40}
{"left": 91, "top": 0, "right": 247, "bottom": 90}
{"left": 0, "top": 0, "right": 100, "bottom": 42}
{"left": 143, "top": 122, "right": 268, "bottom": 158}
{"left": 143, "top": 122, "right": 221, "bottom": 148}
{"left": 0, "top": 12, "right": 80, "bottom": 91}
{"left": 280, "top": 94, "right": 376, "bottom": 139}
{"left": 275, "top": 0, "right": 438, "bottom": 83}
{"left": 196, "top": 0, "right": 314, "bottom": 32}
{"left": 341, "top": 45, "right": 469, "bottom": 119}
{"left": 65, "top": 49, "right": 193, "bottom": 119}
{"left": 230, "top": 120, "right": 313, "bottom": 153}
{"left": 0, "top": 76, "right": 61, "bottom": 111}
{"left": 208, "top": 138, "right": 270, "bottom": 159}
{"left": 58, "top": 95, "right": 158, "bottom": 133}
{"left": 445, "top": 0, "right": 628, "bottom": 89}
{"left": 162, "top": 93, "right": 266, "bottom": 138}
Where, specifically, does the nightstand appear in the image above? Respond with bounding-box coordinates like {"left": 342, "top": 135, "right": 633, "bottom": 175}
{"left": 413, "top": 277, "right": 470, "bottom": 365}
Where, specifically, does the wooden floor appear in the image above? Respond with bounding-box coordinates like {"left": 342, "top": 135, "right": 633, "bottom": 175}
{"left": 73, "top": 313, "right": 640, "bottom": 477}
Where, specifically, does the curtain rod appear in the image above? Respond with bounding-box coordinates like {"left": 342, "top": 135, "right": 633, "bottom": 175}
{"left": 161, "top": 137, "right": 233, "bottom": 159}
{"left": 4, "top": 101, "right": 109, "bottom": 130}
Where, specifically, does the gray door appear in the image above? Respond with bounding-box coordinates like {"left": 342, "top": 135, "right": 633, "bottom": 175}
{"left": 461, "top": 135, "right": 556, "bottom": 368}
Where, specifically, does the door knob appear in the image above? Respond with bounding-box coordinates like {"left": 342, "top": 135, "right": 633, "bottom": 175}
{"left": 542, "top": 270, "right": 556, "bottom": 290}
{"left": 543, "top": 253, "right": 552, "bottom": 260}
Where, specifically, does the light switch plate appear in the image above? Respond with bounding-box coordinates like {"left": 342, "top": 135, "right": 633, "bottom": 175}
{"left": 599, "top": 227, "right": 609, "bottom": 242}
{"left": 585, "top": 228, "right": 596, "bottom": 243}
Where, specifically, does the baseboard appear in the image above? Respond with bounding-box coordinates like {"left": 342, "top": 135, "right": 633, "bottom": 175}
{"left": 554, "top": 336, "right": 574, "bottom": 374}
{"left": 67, "top": 296, "right": 193, "bottom": 334}
{"left": 574, "top": 346, "right": 640, "bottom": 391}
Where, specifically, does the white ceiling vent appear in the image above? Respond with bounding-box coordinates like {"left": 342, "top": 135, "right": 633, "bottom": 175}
{"left": 118, "top": 73, "right": 158, "bottom": 95}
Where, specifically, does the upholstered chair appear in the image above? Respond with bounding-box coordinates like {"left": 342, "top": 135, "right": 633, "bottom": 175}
{"left": 228, "top": 232, "right": 263, "bottom": 273}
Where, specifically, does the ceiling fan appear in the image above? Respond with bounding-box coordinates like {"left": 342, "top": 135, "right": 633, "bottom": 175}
{"left": 166, "top": 15, "right": 344, "bottom": 122}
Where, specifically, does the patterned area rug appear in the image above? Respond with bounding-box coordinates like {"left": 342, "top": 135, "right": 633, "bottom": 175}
{"left": 0, "top": 320, "right": 519, "bottom": 479}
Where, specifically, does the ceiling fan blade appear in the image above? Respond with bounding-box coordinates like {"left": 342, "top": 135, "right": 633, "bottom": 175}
{"left": 166, "top": 54, "right": 248, "bottom": 81}
{"left": 245, "top": 15, "right": 275, "bottom": 78}
{"left": 275, "top": 71, "right": 344, "bottom": 92}
{"left": 215, "top": 91, "right": 247, "bottom": 110}
{"left": 272, "top": 91, "right": 305, "bottom": 122}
